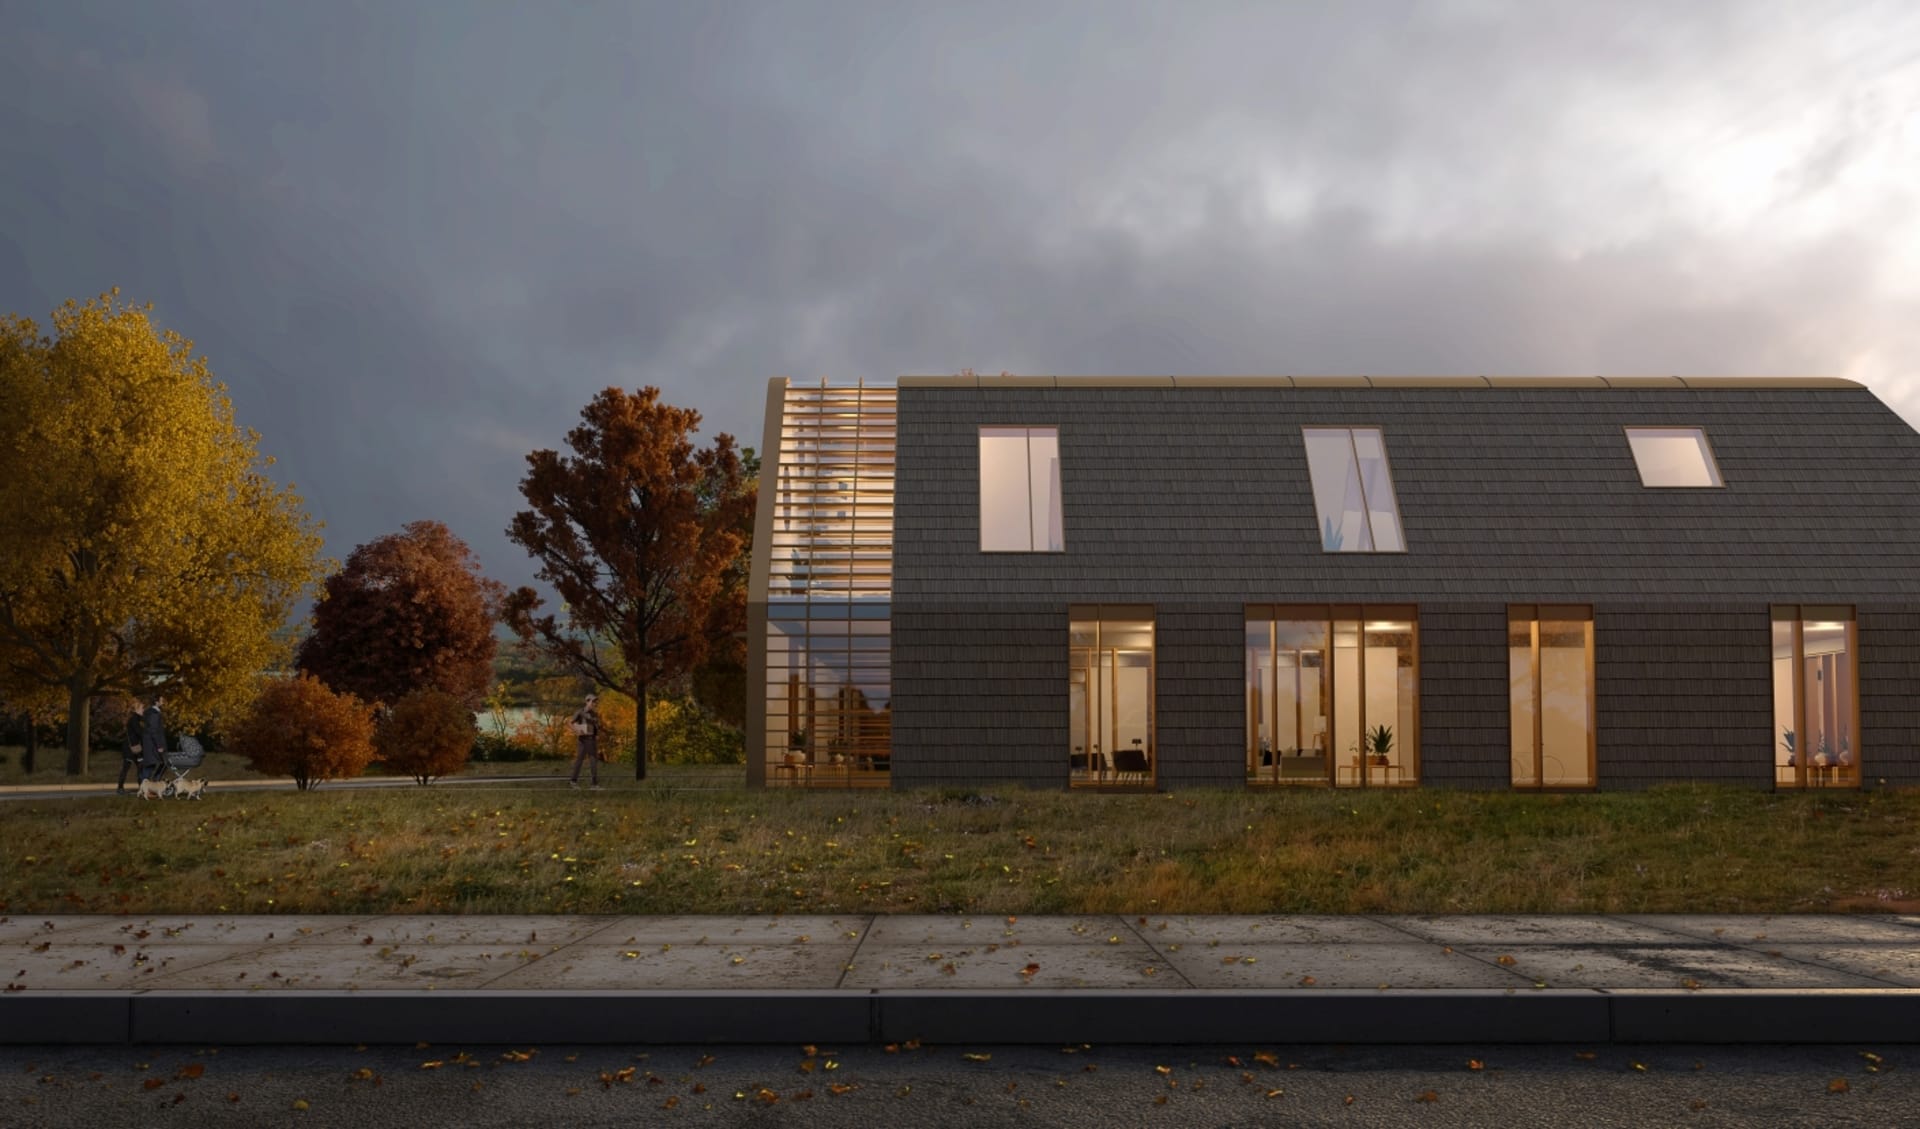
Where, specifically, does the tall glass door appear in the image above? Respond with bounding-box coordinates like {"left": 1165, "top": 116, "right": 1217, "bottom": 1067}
{"left": 1247, "top": 613, "right": 1331, "bottom": 783}
{"left": 1509, "top": 606, "right": 1596, "bottom": 788}
{"left": 1070, "top": 607, "right": 1155, "bottom": 787}
{"left": 1773, "top": 606, "right": 1858, "bottom": 788}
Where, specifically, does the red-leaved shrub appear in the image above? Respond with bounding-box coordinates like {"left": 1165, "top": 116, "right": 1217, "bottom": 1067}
{"left": 226, "top": 673, "right": 376, "bottom": 790}
{"left": 374, "top": 688, "right": 477, "bottom": 784}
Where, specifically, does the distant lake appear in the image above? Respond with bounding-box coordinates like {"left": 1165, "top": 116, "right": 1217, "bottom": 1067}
{"left": 475, "top": 707, "right": 551, "bottom": 731}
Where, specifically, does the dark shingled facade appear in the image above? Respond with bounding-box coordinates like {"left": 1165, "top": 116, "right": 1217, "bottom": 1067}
{"left": 752, "top": 375, "right": 1920, "bottom": 791}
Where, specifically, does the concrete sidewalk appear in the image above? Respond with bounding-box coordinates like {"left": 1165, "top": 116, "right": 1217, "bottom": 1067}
{"left": 5, "top": 913, "right": 1918, "bottom": 1046}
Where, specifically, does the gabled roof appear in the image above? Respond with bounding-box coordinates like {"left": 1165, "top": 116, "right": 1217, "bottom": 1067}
{"left": 887, "top": 375, "right": 1920, "bottom": 601}
{"left": 898, "top": 374, "right": 1863, "bottom": 390}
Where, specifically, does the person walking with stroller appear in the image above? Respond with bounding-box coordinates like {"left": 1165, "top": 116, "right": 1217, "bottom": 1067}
{"left": 117, "top": 699, "right": 144, "bottom": 795}
{"left": 138, "top": 694, "right": 166, "bottom": 785}
{"left": 568, "top": 693, "right": 602, "bottom": 790}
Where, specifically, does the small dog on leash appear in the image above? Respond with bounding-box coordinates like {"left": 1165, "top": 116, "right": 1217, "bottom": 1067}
{"left": 136, "top": 778, "right": 167, "bottom": 800}
{"left": 173, "top": 778, "right": 207, "bottom": 800}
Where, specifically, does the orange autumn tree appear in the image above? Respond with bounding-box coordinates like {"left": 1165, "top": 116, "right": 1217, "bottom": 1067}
{"left": 688, "top": 445, "right": 759, "bottom": 729}
{"left": 503, "top": 387, "right": 750, "bottom": 780}
{"left": 226, "top": 673, "right": 376, "bottom": 790}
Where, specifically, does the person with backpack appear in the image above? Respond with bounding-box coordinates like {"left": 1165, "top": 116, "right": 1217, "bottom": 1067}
{"left": 567, "top": 693, "right": 601, "bottom": 790}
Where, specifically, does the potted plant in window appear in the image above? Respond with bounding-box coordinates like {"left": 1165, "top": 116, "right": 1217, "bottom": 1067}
{"left": 786, "top": 729, "right": 809, "bottom": 766}
{"left": 1366, "top": 724, "right": 1393, "bottom": 767}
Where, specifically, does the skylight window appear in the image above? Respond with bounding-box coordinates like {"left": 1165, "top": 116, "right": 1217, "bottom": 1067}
{"left": 1625, "top": 427, "right": 1724, "bottom": 487}
{"left": 1302, "top": 427, "right": 1404, "bottom": 552}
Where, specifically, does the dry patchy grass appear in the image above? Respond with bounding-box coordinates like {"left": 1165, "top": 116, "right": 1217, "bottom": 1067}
{"left": 1, "top": 784, "right": 1915, "bottom": 916}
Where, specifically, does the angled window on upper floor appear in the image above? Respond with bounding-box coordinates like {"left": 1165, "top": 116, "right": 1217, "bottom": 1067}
{"left": 1625, "top": 427, "right": 1724, "bottom": 487}
{"left": 980, "top": 426, "right": 1064, "bottom": 551}
{"left": 1302, "top": 427, "right": 1404, "bottom": 552}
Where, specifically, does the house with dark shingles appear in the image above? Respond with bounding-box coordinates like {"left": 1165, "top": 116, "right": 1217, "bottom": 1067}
{"left": 745, "top": 375, "right": 1920, "bottom": 792}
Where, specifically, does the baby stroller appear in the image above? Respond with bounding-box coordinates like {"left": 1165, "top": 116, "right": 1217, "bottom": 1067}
{"left": 160, "top": 736, "right": 209, "bottom": 798}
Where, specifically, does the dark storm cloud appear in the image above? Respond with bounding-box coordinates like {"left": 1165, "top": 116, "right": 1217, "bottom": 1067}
{"left": 3, "top": 1, "right": 1915, "bottom": 594}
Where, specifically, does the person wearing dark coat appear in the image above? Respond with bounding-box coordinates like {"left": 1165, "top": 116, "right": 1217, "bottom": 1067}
{"left": 117, "top": 702, "right": 144, "bottom": 795}
{"left": 138, "top": 695, "right": 166, "bottom": 784}
{"left": 568, "top": 694, "right": 601, "bottom": 790}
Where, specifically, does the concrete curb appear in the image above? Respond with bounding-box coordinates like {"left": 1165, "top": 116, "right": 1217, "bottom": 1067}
{"left": 872, "top": 989, "right": 1610, "bottom": 1045}
{"left": 10, "top": 989, "right": 1919, "bottom": 1046}
{"left": 1605, "top": 988, "right": 1920, "bottom": 1043}
{"left": 2, "top": 992, "right": 130, "bottom": 1043}
{"left": 129, "top": 990, "right": 872, "bottom": 1046}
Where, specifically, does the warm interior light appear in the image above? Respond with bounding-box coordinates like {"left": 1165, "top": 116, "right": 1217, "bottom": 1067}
{"left": 1364, "top": 621, "right": 1410, "bottom": 632}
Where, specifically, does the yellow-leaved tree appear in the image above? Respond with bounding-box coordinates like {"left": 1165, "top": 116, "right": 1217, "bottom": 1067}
{"left": 0, "top": 291, "right": 329, "bottom": 773}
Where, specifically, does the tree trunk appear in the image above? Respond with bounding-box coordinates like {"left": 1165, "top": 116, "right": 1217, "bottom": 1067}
{"left": 21, "top": 711, "right": 36, "bottom": 774}
{"left": 64, "top": 680, "right": 91, "bottom": 776}
{"left": 633, "top": 676, "right": 649, "bottom": 781}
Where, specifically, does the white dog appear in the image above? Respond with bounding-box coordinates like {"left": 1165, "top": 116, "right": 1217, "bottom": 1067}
{"left": 173, "top": 778, "right": 207, "bottom": 800}
{"left": 136, "top": 778, "right": 167, "bottom": 800}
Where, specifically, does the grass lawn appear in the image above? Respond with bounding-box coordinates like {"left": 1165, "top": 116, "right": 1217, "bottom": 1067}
{"left": 2, "top": 782, "right": 1915, "bottom": 917}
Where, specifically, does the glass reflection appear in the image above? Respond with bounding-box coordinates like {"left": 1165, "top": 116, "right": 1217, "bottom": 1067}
{"left": 1774, "top": 606, "right": 1857, "bottom": 789}
{"left": 1509, "top": 618, "right": 1537, "bottom": 787}
{"left": 1245, "top": 607, "right": 1412, "bottom": 786}
{"left": 1070, "top": 607, "right": 1155, "bottom": 787}
{"left": 1625, "top": 428, "right": 1724, "bottom": 487}
{"left": 1509, "top": 607, "right": 1594, "bottom": 789}
{"left": 1029, "top": 429, "right": 1064, "bottom": 552}
{"left": 1302, "top": 428, "right": 1403, "bottom": 552}
{"left": 980, "top": 428, "right": 1033, "bottom": 551}
{"left": 980, "top": 426, "right": 1063, "bottom": 551}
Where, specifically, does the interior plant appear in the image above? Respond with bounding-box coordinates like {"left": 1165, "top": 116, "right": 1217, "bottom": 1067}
{"left": 787, "top": 727, "right": 809, "bottom": 763}
{"left": 1781, "top": 727, "right": 1796, "bottom": 767}
{"left": 1366, "top": 723, "right": 1394, "bottom": 765}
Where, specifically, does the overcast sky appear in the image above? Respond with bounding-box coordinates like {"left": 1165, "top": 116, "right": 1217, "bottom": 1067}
{"left": 3, "top": 1, "right": 1916, "bottom": 594}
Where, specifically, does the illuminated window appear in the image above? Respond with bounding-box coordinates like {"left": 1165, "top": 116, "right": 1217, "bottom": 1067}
{"left": 980, "top": 427, "right": 1063, "bottom": 551}
{"left": 1302, "top": 428, "right": 1403, "bottom": 551}
{"left": 1509, "top": 606, "right": 1595, "bottom": 789}
{"left": 1245, "top": 605, "right": 1417, "bottom": 786}
{"left": 1772, "top": 606, "right": 1858, "bottom": 789}
{"left": 1625, "top": 427, "right": 1723, "bottom": 487}
{"left": 1070, "top": 607, "right": 1155, "bottom": 788}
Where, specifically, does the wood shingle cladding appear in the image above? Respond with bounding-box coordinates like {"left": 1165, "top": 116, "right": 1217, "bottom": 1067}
{"left": 765, "top": 375, "right": 1920, "bottom": 790}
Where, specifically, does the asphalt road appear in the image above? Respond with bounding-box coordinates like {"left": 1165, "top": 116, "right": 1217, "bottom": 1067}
{"left": 2, "top": 1042, "right": 1911, "bottom": 1128}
